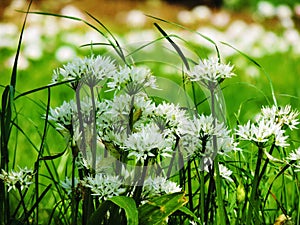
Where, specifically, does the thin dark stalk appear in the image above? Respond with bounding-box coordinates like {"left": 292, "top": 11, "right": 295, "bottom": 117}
{"left": 246, "top": 146, "right": 264, "bottom": 225}
{"left": 133, "top": 159, "right": 149, "bottom": 205}
{"left": 258, "top": 143, "right": 275, "bottom": 184}
{"left": 17, "top": 186, "right": 30, "bottom": 225}
{"left": 187, "top": 160, "right": 193, "bottom": 211}
{"left": 71, "top": 149, "right": 77, "bottom": 225}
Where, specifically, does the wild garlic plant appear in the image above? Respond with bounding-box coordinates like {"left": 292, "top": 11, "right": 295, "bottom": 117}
{"left": 1, "top": 5, "right": 300, "bottom": 224}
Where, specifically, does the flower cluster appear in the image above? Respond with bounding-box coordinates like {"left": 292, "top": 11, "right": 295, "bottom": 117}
{"left": 142, "top": 176, "right": 182, "bottom": 199}
{"left": 182, "top": 114, "right": 239, "bottom": 159}
{"left": 236, "top": 105, "right": 299, "bottom": 147}
{"left": 81, "top": 174, "right": 126, "bottom": 201}
{"left": 286, "top": 147, "right": 300, "bottom": 172}
{"left": 52, "top": 55, "right": 116, "bottom": 88}
{"left": 186, "top": 57, "right": 235, "bottom": 88}
{"left": 0, "top": 167, "right": 34, "bottom": 192}
{"left": 107, "top": 66, "right": 157, "bottom": 94}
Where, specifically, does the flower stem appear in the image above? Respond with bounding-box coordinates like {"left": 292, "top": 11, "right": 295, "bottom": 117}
{"left": 210, "top": 86, "right": 226, "bottom": 225}
{"left": 246, "top": 146, "right": 264, "bottom": 225}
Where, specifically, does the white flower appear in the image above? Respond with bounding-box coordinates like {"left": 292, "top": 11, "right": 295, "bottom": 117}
{"left": 124, "top": 123, "right": 173, "bottom": 163}
{"left": 107, "top": 66, "right": 157, "bottom": 94}
{"left": 183, "top": 114, "right": 238, "bottom": 158}
{"left": 61, "top": 177, "right": 80, "bottom": 195}
{"left": 48, "top": 100, "right": 75, "bottom": 131}
{"left": 142, "top": 176, "right": 181, "bottom": 199}
{"left": 153, "top": 102, "right": 190, "bottom": 137}
{"left": 236, "top": 118, "right": 287, "bottom": 147}
{"left": 219, "top": 164, "right": 234, "bottom": 182}
{"left": 287, "top": 147, "right": 300, "bottom": 172}
{"left": 82, "top": 174, "right": 125, "bottom": 200}
{"left": 52, "top": 55, "right": 116, "bottom": 88}
{"left": 186, "top": 57, "right": 234, "bottom": 88}
{"left": 260, "top": 105, "right": 299, "bottom": 130}
{"left": 0, "top": 167, "right": 34, "bottom": 192}
{"left": 237, "top": 105, "right": 298, "bottom": 147}
{"left": 287, "top": 147, "right": 300, "bottom": 161}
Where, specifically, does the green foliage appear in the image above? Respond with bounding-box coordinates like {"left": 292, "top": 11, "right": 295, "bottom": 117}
{"left": 138, "top": 192, "right": 188, "bottom": 225}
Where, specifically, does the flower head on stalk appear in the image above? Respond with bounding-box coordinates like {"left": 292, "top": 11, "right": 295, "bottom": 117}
{"left": 142, "top": 176, "right": 181, "bottom": 199}
{"left": 48, "top": 100, "right": 75, "bottom": 132}
{"left": 182, "top": 114, "right": 239, "bottom": 158}
{"left": 61, "top": 176, "right": 80, "bottom": 195}
{"left": 186, "top": 57, "right": 235, "bottom": 88}
{"left": 52, "top": 55, "right": 116, "bottom": 89}
{"left": 286, "top": 147, "right": 300, "bottom": 172}
{"left": 259, "top": 105, "right": 299, "bottom": 130}
{"left": 0, "top": 167, "right": 34, "bottom": 192}
{"left": 236, "top": 105, "right": 298, "bottom": 147}
{"left": 219, "top": 164, "right": 234, "bottom": 182}
{"left": 153, "top": 102, "right": 191, "bottom": 137}
{"left": 82, "top": 174, "right": 125, "bottom": 201}
{"left": 124, "top": 123, "right": 173, "bottom": 164}
{"left": 107, "top": 66, "right": 157, "bottom": 95}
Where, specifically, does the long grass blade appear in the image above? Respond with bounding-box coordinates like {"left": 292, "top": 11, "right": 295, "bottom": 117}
{"left": 154, "top": 23, "right": 189, "bottom": 70}
{"left": 220, "top": 41, "right": 277, "bottom": 107}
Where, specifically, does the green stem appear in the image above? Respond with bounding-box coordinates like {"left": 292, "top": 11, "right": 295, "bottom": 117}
{"left": 90, "top": 86, "right": 97, "bottom": 171}
{"left": 246, "top": 146, "right": 264, "bottom": 225}
{"left": 200, "top": 169, "right": 205, "bottom": 223}
{"left": 210, "top": 86, "right": 226, "bottom": 225}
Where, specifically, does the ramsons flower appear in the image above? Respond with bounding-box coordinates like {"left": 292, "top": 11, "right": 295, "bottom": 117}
{"left": 186, "top": 57, "right": 234, "bottom": 88}
{"left": 153, "top": 102, "right": 191, "bottom": 137}
{"left": 236, "top": 105, "right": 298, "bottom": 147}
{"left": 48, "top": 100, "right": 75, "bottom": 131}
{"left": 61, "top": 176, "right": 80, "bottom": 195}
{"left": 52, "top": 55, "right": 116, "bottom": 88}
{"left": 182, "top": 114, "right": 239, "bottom": 158}
{"left": 0, "top": 167, "right": 34, "bottom": 192}
{"left": 142, "top": 176, "right": 181, "bottom": 199}
{"left": 259, "top": 105, "right": 299, "bottom": 130}
{"left": 219, "top": 164, "right": 234, "bottom": 182}
{"left": 82, "top": 174, "right": 125, "bottom": 200}
{"left": 287, "top": 147, "right": 300, "bottom": 161}
{"left": 124, "top": 123, "right": 173, "bottom": 163}
{"left": 107, "top": 66, "right": 157, "bottom": 94}
{"left": 287, "top": 147, "right": 300, "bottom": 172}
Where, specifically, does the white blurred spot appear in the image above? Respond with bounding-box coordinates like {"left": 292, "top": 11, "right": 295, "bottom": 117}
{"left": 211, "top": 11, "right": 230, "bottom": 28}
{"left": 55, "top": 46, "right": 77, "bottom": 62}
{"left": 177, "top": 10, "right": 195, "bottom": 25}
{"left": 192, "top": 5, "right": 212, "bottom": 21}
{"left": 126, "top": 10, "right": 146, "bottom": 28}
{"left": 257, "top": 1, "right": 276, "bottom": 18}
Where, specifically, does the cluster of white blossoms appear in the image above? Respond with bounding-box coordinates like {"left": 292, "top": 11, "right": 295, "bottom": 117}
{"left": 182, "top": 114, "right": 239, "bottom": 159}
{"left": 106, "top": 66, "right": 157, "bottom": 94}
{"left": 286, "top": 147, "right": 300, "bottom": 172}
{"left": 49, "top": 54, "right": 241, "bottom": 201}
{"left": 52, "top": 55, "right": 116, "bottom": 88}
{"left": 236, "top": 105, "right": 299, "bottom": 147}
{"left": 81, "top": 174, "right": 126, "bottom": 201}
{"left": 186, "top": 57, "right": 235, "bottom": 88}
{"left": 0, "top": 167, "right": 34, "bottom": 192}
{"left": 142, "top": 176, "right": 182, "bottom": 199}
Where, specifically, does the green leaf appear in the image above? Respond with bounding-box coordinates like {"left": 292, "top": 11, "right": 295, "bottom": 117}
{"left": 178, "top": 206, "right": 201, "bottom": 224}
{"left": 138, "top": 192, "right": 188, "bottom": 225}
{"left": 87, "top": 196, "right": 138, "bottom": 225}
